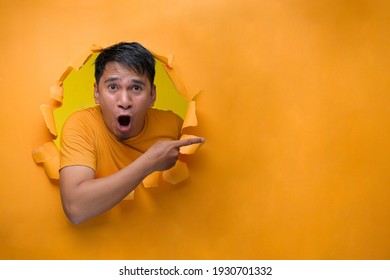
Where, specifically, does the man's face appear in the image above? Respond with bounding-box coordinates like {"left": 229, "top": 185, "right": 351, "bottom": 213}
{"left": 94, "top": 61, "right": 156, "bottom": 140}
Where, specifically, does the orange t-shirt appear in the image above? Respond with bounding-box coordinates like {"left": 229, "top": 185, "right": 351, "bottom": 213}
{"left": 60, "top": 106, "right": 183, "bottom": 178}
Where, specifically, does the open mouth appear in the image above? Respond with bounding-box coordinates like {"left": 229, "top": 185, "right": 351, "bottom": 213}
{"left": 118, "top": 115, "right": 131, "bottom": 127}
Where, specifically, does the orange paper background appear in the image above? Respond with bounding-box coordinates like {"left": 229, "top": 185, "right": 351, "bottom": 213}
{"left": 1, "top": 0, "right": 390, "bottom": 259}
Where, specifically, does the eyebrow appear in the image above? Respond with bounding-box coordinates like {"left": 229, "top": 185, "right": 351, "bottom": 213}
{"left": 104, "top": 77, "right": 146, "bottom": 85}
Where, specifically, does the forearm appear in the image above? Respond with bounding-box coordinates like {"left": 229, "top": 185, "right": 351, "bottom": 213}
{"left": 60, "top": 137, "right": 204, "bottom": 224}
{"left": 60, "top": 155, "right": 153, "bottom": 224}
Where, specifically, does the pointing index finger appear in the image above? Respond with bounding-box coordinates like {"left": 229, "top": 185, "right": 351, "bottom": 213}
{"left": 174, "top": 137, "right": 205, "bottom": 148}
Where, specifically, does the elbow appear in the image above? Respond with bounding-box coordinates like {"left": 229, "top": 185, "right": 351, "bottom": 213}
{"left": 62, "top": 201, "right": 86, "bottom": 225}
{"left": 60, "top": 189, "right": 88, "bottom": 224}
{"left": 67, "top": 215, "right": 84, "bottom": 225}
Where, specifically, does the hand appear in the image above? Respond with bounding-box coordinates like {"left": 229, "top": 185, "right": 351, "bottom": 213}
{"left": 142, "top": 137, "right": 205, "bottom": 172}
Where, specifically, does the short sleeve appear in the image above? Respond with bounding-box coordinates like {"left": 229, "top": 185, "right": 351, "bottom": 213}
{"left": 59, "top": 112, "right": 97, "bottom": 171}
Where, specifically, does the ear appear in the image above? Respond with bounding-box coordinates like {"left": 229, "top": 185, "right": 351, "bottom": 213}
{"left": 150, "top": 84, "right": 156, "bottom": 107}
{"left": 94, "top": 83, "right": 100, "bottom": 104}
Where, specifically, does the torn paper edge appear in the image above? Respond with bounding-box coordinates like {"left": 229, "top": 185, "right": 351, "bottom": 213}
{"left": 32, "top": 44, "right": 203, "bottom": 194}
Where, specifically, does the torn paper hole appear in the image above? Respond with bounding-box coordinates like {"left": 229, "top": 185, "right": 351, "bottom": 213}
{"left": 162, "top": 160, "right": 190, "bottom": 185}
{"left": 143, "top": 171, "right": 162, "bottom": 189}
{"left": 32, "top": 44, "right": 203, "bottom": 198}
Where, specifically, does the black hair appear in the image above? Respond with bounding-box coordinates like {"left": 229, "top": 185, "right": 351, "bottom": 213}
{"left": 94, "top": 42, "right": 155, "bottom": 85}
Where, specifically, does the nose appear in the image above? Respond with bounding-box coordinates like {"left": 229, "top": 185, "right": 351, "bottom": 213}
{"left": 117, "top": 91, "right": 132, "bottom": 109}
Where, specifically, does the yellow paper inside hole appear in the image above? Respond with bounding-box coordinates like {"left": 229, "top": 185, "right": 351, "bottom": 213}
{"left": 53, "top": 53, "right": 189, "bottom": 149}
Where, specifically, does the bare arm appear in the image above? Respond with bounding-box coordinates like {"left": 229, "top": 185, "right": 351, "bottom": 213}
{"left": 60, "top": 137, "right": 204, "bottom": 224}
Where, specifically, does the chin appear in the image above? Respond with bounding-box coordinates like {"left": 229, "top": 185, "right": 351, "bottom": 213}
{"left": 117, "top": 133, "right": 132, "bottom": 141}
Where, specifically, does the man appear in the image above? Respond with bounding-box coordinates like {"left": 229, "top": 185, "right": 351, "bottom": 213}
{"left": 59, "top": 42, "right": 204, "bottom": 224}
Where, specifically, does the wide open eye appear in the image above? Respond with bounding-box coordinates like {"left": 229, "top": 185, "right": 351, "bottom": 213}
{"left": 132, "top": 85, "right": 142, "bottom": 91}
{"left": 108, "top": 84, "right": 118, "bottom": 91}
